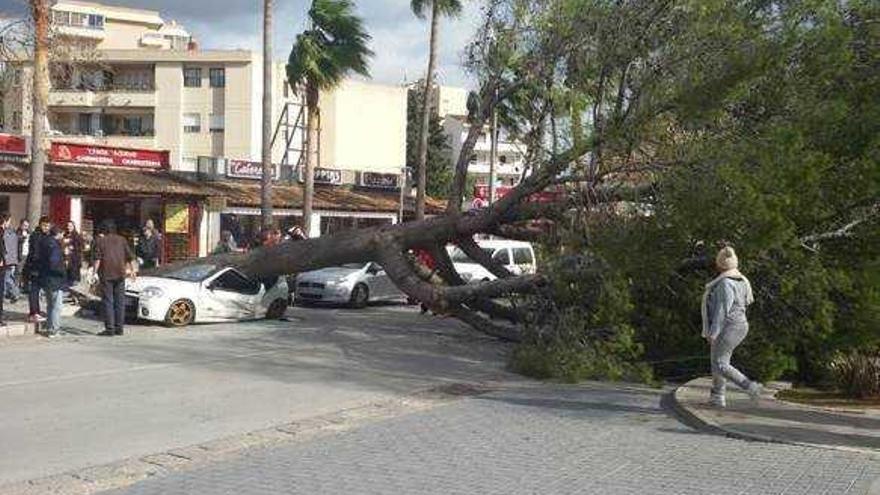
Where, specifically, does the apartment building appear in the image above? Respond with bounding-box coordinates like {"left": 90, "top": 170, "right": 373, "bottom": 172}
{"left": 428, "top": 85, "right": 529, "bottom": 189}
{"left": 0, "top": 0, "right": 413, "bottom": 255}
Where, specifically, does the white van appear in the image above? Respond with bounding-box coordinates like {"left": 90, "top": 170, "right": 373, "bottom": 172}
{"left": 447, "top": 240, "right": 537, "bottom": 283}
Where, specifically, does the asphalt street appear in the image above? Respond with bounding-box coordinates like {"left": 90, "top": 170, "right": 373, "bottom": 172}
{"left": 0, "top": 304, "right": 510, "bottom": 486}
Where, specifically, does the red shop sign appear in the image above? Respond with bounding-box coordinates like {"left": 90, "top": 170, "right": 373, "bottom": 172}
{"left": 50, "top": 142, "right": 169, "bottom": 169}
{"left": 473, "top": 184, "right": 564, "bottom": 205}
{"left": 0, "top": 133, "right": 28, "bottom": 155}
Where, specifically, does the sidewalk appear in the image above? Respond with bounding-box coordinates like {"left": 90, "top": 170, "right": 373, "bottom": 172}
{"left": 673, "top": 376, "right": 880, "bottom": 457}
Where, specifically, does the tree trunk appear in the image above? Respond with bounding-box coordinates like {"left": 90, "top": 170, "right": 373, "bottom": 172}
{"left": 260, "top": 0, "right": 274, "bottom": 230}
{"left": 415, "top": 4, "right": 440, "bottom": 221}
{"left": 27, "top": 0, "right": 49, "bottom": 226}
{"left": 302, "top": 84, "right": 319, "bottom": 234}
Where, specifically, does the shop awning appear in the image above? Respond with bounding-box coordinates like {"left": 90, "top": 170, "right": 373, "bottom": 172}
{"left": 0, "top": 162, "right": 212, "bottom": 197}
{"left": 207, "top": 179, "right": 447, "bottom": 214}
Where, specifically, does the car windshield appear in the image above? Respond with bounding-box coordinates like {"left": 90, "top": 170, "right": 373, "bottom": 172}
{"left": 163, "top": 264, "right": 218, "bottom": 282}
{"left": 449, "top": 247, "right": 494, "bottom": 263}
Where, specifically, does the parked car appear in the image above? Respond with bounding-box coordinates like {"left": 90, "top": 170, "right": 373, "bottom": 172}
{"left": 448, "top": 240, "right": 537, "bottom": 283}
{"left": 125, "top": 264, "right": 290, "bottom": 327}
{"left": 294, "top": 262, "right": 406, "bottom": 308}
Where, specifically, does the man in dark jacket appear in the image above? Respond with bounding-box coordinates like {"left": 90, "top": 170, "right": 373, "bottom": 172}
{"left": 135, "top": 225, "right": 160, "bottom": 270}
{"left": 25, "top": 216, "right": 51, "bottom": 322}
{"left": 93, "top": 220, "right": 135, "bottom": 336}
{"left": 3, "top": 215, "right": 21, "bottom": 304}
{"left": 38, "top": 226, "right": 66, "bottom": 337}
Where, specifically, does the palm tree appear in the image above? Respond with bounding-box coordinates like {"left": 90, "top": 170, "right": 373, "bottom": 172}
{"left": 260, "top": 0, "right": 274, "bottom": 230}
{"left": 286, "top": 0, "right": 372, "bottom": 235}
{"left": 411, "top": 0, "right": 462, "bottom": 220}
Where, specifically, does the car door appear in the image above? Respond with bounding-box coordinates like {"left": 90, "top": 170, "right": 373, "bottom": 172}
{"left": 201, "top": 268, "right": 262, "bottom": 320}
{"left": 512, "top": 247, "right": 536, "bottom": 275}
{"left": 492, "top": 247, "right": 517, "bottom": 275}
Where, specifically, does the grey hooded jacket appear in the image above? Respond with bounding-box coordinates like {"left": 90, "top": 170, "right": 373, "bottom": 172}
{"left": 2, "top": 227, "right": 19, "bottom": 266}
{"left": 706, "top": 277, "right": 752, "bottom": 339}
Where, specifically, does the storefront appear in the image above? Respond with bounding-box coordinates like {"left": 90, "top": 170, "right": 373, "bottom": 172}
{"left": 0, "top": 141, "right": 212, "bottom": 263}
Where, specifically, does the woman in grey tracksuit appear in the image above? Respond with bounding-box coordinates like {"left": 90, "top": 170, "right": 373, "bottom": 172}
{"left": 701, "top": 247, "right": 763, "bottom": 407}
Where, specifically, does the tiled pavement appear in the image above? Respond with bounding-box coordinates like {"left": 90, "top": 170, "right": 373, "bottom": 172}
{"left": 105, "top": 383, "right": 880, "bottom": 495}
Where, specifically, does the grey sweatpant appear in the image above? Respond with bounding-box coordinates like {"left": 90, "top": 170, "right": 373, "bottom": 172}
{"left": 710, "top": 321, "right": 753, "bottom": 399}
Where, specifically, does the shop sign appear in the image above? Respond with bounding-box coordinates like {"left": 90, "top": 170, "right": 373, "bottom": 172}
{"left": 164, "top": 203, "right": 189, "bottom": 233}
{"left": 359, "top": 172, "right": 399, "bottom": 189}
{"left": 50, "top": 142, "right": 169, "bottom": 169}
{"left": 301, "top": 167, "right": 343, "bottom": 185}
{"left": 0, "top": 133, "right": 28, "bottom": 156}
{"left": 227, "top": 159, "right": 277, "bottom": 180}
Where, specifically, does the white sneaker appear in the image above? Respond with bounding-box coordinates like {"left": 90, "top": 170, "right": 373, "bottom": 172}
{"left": 747, "top": 382, "right": 764, "bottom": 400}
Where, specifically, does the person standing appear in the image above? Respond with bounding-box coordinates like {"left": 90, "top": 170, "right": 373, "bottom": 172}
{"left": 136, "top": 225, "right": 160, "bottom": 269}
{"left": 0, "top": 214, "right": 14, "bottom": 326}
{"left": 2, "top": 214, "right": 20, "bottom": 306}
{"left": 38, "top": 226, "right": 66, "bottom": 337}
{"left": 63, "top": 221, "right": 83, "bottom": 291}
{"left": 144, "top": 219, "right": 163, "bottom": 264}
{"left": 213, "top": 230, "right": 240, "bottom": 255}
{"left": 701, "top": 246, "right": 763, "bottom": 408}
{"left": 25, "top": 216, "right": 51, "bottom": 323}
{"left": 93, "top": 220, "right": 135, "bottom": 336}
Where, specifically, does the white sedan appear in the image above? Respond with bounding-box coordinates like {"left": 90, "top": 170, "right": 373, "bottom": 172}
{"left": 294, "top": 262, "right": 406, "bottom": 308}
{"left": 125, "top": 264, "right": 290, "bottom": 327}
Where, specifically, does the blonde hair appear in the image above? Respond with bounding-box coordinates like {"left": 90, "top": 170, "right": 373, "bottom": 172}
{"left": 716, "top": 246, "right": 739, "bottom": 272}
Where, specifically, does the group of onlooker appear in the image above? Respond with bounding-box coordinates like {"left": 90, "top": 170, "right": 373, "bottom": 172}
{"left": 0, "top": 215, "right": 147, "bottom": 338}
{"left": 213, "top": 224, "right": 308, "bottom": 255}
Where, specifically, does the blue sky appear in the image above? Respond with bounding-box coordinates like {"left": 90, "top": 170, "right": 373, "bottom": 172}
{"left": 0, "top": 0, "right": 481, "bottom": 87}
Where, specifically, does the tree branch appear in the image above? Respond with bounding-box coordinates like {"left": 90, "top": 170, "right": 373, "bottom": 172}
{"left": 456, "top": 237, "right": 513, "bottom": 279}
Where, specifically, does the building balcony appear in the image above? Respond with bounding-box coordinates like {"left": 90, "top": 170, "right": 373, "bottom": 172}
{"left": 55, "top": 25, "right": 106, "bottom": 40}
{"left": 48, "top": 133, "right": 157, "bottom": 150}
{"left": 49, "top": 87, "right": 156, "bottom": 108}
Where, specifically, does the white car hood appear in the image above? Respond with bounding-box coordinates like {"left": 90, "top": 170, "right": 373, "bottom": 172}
{"left": 128, "top": 276, "right": 199, "bottom": 294}
{"left": 298, "top": 267, "right": 362, "bottom": 282}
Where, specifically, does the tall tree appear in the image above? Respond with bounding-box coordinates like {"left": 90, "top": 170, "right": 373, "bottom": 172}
{"left": 286, "top": 0, "right": 372, "bottom": 234}
{"left": 26, "top": 0, "right": 49, "bottom": 226}
{"left": 260, "top": 0, "right": 274, "bottom": 229}
{"left": 411, "top": 0, "right": 462, "bottom": 220}
{"left": 406, "top": 83, "right": 452, "bottom": 199}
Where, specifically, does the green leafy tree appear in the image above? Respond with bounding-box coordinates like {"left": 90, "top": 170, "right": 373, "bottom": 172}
{"left": 411, "top": 0, "right": 462, "bottom": 219}
{"left": 406, "top": 83, "right": 452, "bottom": 200}
{"left": 287, "top": 0, "right": 373, "bottom": 234}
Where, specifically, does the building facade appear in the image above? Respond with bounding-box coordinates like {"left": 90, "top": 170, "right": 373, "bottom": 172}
{"left": 1, "top": 0, "right": 412, "bottom": 257}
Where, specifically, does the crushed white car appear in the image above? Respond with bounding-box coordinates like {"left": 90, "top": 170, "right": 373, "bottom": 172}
{"left": 124, "top": 264, "right": 290, "bottom": 327}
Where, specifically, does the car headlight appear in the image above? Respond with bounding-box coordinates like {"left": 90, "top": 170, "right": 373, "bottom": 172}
{"left": 141, "top": 286, "right": 165, "bottom": 299}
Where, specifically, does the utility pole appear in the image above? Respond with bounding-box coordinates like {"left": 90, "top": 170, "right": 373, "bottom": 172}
{"left": 260, "top": 0, "right": 274, "bottom": 229}
{"left": 26, "top": 0, "right": 49, "bottom": 226}
{"left": 398, "top": 166, "right": 406, "bottom": 224}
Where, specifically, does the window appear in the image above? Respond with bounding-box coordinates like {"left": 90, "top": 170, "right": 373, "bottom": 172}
{"left": 181, "top": 157, "right": 197, "bottom": 171}
{"left": 183, "top": 68, "right": 201, "bottom": 87}
{"left": 87, "top": 14, "right": 104, "bottom": 29}
{"left": 52, "top": 11, "right": 70, "bottom": 25}
{"left": 512, "top": 248, "right": 534, "bottom": 266}
{"left": 210, "top": 270, "right": 260, "bottom": 295}
{"left": 209, "top": 68, "right": 225, "bottom": 88}
{"left": 492, "top": 248, "right": 511, "bottom": 266}
{"left": 122, "top": 116, "right": 142, "bottom": 135}
{"left": 209, "top": 113, "right": 224, "bottom": 132}
{"left": 12, "top": 111, "right": 21, "bottom": 130}
{"left": 283, "top": 81, "right": 289, "bottom": 98}
{"left": 78, "top": 113, "right": 94, "bottom": 135}
{"left": 0, "top": 196, "right": 9, "bottom": 216}
{"left": 70, "top": 13, "right": 87, "bottom": 27}
{"left": 183, "top": 113, "right": 200, "bottom": 133}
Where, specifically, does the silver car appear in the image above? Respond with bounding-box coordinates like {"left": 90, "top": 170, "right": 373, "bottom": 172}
{"left": 293, "top": 262, "right": 406, "bottom": 308}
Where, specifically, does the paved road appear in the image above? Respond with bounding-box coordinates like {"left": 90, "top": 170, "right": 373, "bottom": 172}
{"left": 105, "top": 383, "right": 880, "bottom": 495}
{"left": 0, "top": 304, "right": 510, "bottom": 486}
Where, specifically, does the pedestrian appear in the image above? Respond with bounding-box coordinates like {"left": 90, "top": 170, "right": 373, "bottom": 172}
{"left": 38, "top": 226, "right": 66, "bottom": 337}
{"left": 2, "top": 214, "right": 20, "bottom": 305}
{"left": 213, "top": 230, "right": 239, "bottom": 254}
{"left": 283, "top": 224, "right": 308, "bottom": 242}
{"left": 701, "top": 246, "right": 763, "bottom": 408}
{"left": 63, "top": 221, "right": 84, "bottom": 290}
{"left": 413, "top": 248, "right": 437, "bottom": 314}
{"left": 24, "top": 216, "right": 51, "bottom": 323}
{"left": 93, "top": 220, "right": 135, "bottom": 337}
{"left": 144, "top": 219, "right": 163, "bottom": 264}
{"left": 136, "top": 225, "right": 160, "bottom": 269}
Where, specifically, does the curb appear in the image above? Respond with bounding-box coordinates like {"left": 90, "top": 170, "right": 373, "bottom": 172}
{"left": 0, "top": 381, "right": 496, "bottom": 495}
{"left": 671, "top": 382, "right": 880, "bottom": 459}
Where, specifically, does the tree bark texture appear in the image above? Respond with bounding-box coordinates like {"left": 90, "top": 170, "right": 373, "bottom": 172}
{"left": 27, "top": 0, "right": 49, "bottom": 226}
{"left": 302, "top": 84, "right": 319, "bottom": 234}
{"left": 415, "top": 4, "right": 440, "bottom": 221}
{"left": 260, "top": 0, "right": 274, "bottom": 230}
